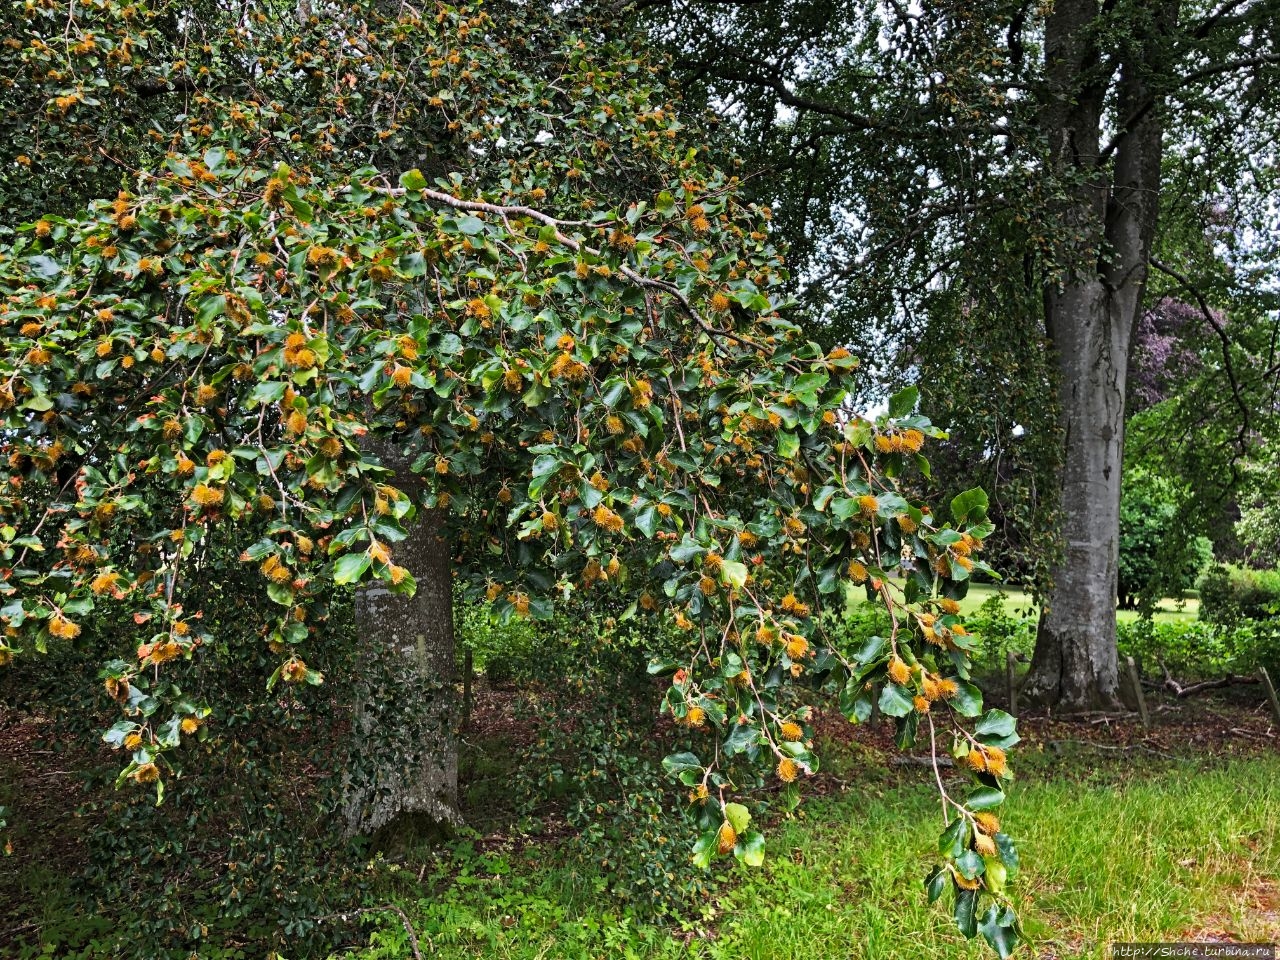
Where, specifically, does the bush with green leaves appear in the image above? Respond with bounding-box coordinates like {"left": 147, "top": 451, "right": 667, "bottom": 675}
{"left": 493, "top": 610, "right": 724, "bottom": 917}
{"left": 963, "top": 596, "right": 1036, "bottom": 673}
{"left": 456, "top": 596, "right": 544, "bottom": 687}
{"left": 1118, "top": 471, "right": 1212, "bottom": 611}
{"left": 1198, "top": 564, "right": 1280, "bottom": 625}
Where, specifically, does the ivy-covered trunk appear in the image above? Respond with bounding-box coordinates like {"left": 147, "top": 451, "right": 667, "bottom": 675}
{"left": 1023, "top": 0, "right": 1173, "bottom": 711}
{"left": 343, "top": 486, "right": 460, "bottom": 840}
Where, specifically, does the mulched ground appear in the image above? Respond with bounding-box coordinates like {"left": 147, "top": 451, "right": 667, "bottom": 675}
{"left": 808, "top": 680, "right": 1277, "bottom": 765}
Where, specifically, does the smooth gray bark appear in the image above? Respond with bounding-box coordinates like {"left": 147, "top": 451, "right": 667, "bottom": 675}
{"left": 1024, "top": 0, "right": 1174, "bottom": 710}
{"left": 343, "top": 448, "right": 460, "bottom": 839}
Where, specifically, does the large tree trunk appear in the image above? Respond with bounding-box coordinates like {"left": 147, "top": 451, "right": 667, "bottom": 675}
{"left": 1026, "top": 277, "right": 1129, "bottom": 710}
{"left": 343, "top": 454, "right": 461, "bottom": 840}
{"left": 1023, "top": 0, "right": 1174, "bottom": 710}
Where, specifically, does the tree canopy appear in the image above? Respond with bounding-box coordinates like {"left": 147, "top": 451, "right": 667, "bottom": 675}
{"left": 645, "top": 0, "right": 1280, "bottom": 710}
{"left": 0, "top": 0, "right": 1023, "bottom": 950}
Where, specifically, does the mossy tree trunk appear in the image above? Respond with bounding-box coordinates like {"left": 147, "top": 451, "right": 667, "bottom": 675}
{"left": 343, "top": 447, "right": 460, "bottom": 842}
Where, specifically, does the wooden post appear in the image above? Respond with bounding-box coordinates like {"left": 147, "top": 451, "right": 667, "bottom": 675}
{"left": 1006, "top": 650, "right": 1019, "bottom": 718}
{"left": 1259, "top": 666, "right": 1280, "bottom": 725}
{"left": 1125, "top": 656, "right": 1149, "bottom": 730}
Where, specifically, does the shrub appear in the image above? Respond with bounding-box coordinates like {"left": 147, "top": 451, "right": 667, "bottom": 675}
{"left": 502, "top": 612, "right": 721, "bottom": 918}
{"left": 456, "top": 597, "right": 544, "bottom": 688}
{"left": 1118, "top": 617, "right": 1280, "bottom": 678}
{"left": 1198, "top": 564, "right": 1280, "bottom": 624}
{"left": 1118, "top": 471, "right": 1213, "bottom": 611}
{"left": 964, "top": 596, "right": 1037, "bottom": 671}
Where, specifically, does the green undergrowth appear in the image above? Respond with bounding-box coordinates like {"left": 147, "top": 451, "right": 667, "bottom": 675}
{"left": 348, "top": 752, "right": 1280, "bottom": 960}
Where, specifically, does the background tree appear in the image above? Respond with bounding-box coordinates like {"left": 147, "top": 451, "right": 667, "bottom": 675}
{"left": 640, "top": 0, "right": 1280, "bottom": 710}
{"left": 1117, "top": 468, "right": 1212, "bottom": 612}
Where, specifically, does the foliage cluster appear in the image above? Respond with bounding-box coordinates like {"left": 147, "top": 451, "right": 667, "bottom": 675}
{"left": 1198, "top": 564, "right": 1280, "bottom": 626}
{"left": 962, "top": 597, "right": 1037, "bottom": 674}
{"left": 506, "top": 612, "right": 717, "bottom": 917}
{"left": 1116, "top": 617, "right": 1280, "bottom": 679}
{"left": 0, "top": 596, "right": 384, "bottom": 959}
{"left": 1118, "top": 471, "right": 1213, "bottom": 612}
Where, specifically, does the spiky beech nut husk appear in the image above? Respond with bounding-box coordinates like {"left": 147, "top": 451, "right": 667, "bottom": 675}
{"left": 953, "top": 866, "right": 980, "bottom": 891}
{"left": 716, "top": 820, "right": 737, "bottom": 855}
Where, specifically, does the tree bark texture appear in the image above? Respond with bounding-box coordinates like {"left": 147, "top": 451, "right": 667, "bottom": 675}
{"left": 1024, "top": 0, "right": 1175, "bottom": 710}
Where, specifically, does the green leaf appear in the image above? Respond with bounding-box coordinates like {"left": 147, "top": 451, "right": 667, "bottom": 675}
{"left": 852, "top": 634, "right": 885, "bottom": 666}
{"left": 974, "top": 709, "right": 1017, "bottom": 740}
{"left": 950, "top": 487, "right": 989, "bottom": 524}
{"left": 955, "top": 849, "right": 985, "bottom": 880}
{"left": 458, "top": 216, "right": 486, "bottom": 235}
{"left": 950, "top": 680, "right": 983, "bottom": 717}
{"left": 195, "top": 294, "right": 227, "bottom": 326}
{"left": 736, "top": 830, "right": 765, "bottom": 867}
{"left": 776, "top": 430, "right": 799, "bottom": 459}
{"left": 954, "top": 887, "right": 979, "bottom": 939}
{"left": 399, "top": 168, "right": 427, "bottom": 191}
{"left": 635, "top": 505, "right": 659, "bottom": 538}
{"left": 888, "top": 385, "right": 919, "bottom": 418}
{"left": 967, "top": 787, "right": 1006, "bottom": 811}
{"left": 23, "top": 394, "right": 53, "bottom": 412}
{"left": 333, "top": 553, "right": 371, "bottom": 585}
{"left": 723, "top": 802, "right": 751, "bottom": 834}
{"left": 978, "top": 905, "right": 1020, "bottom": 958}
{"left": 29, "top": 255, "right": 61, "bottom": 278}
{"left": 994, "top": 832, "right": 1020, "bottom": 877}
{"left": 894, "top": 712, "right": 919, "bottom": 749}
{"left": 662, "top": 752, "right": 702, "bottom": 776}
{"left": 878, "top": 683, "right": 913, "bottom": 718}
{"left": 925, "top": 866, "right": 947, "bottom": 903}
{"left": 939, "top": 818, "right": 967, "bottom": 858}
{"left": 691, "top": 829, "right": 716, "bottom": 869}
{"left": 723, "top": 721, "right": 761, "bottom": 755}
{"left": 720, "top": 560, "right": 748, "bottom": 589}
{"left": 840, "top": 679, "right": 874, "bottom": 723}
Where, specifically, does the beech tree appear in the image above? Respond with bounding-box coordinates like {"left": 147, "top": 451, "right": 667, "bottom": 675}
{"left": 644, "top": 0, "right": 1280, "bottom": 710}
{"left": 1, "top": 0, "right": 1023, "bottom": 950}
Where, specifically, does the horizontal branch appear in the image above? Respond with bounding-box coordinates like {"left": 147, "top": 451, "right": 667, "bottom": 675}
{"left": 369, "top": 180, "right": 782, "bottom": 360}
{"left": 676, "top": 60, "right": 883, "bottom": 130}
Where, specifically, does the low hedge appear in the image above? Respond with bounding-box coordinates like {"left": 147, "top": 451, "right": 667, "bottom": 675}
{"left": 1198, "top": 564, "right": 1280, "bottom": 624}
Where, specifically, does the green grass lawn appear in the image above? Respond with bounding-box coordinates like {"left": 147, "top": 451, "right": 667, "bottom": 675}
{"left": 352, "top": 754, "right": 1280, "bottom": 960}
